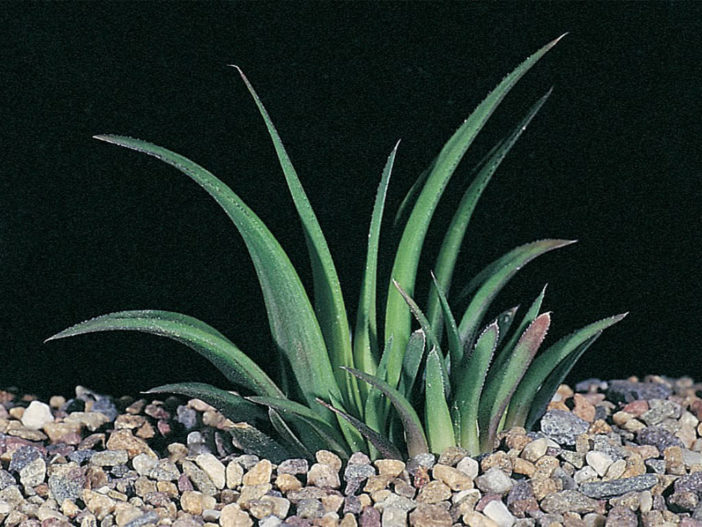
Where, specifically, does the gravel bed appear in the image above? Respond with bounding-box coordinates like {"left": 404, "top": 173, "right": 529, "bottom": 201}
{"left": 2, "top": 375, "right": 702, "bottom": 526}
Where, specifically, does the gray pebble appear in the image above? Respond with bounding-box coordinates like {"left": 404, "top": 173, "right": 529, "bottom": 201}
{"left": 606, "top": 380, "right": 672, "bottom": 403}
{"left": 278, "top": 458, "right": 309, "bottom": 475}
{"left": 177, "top": 405, "right": 198, "bottom": 430}
{"left": 637, "top": 426, "right": 684, "bottom": 451}
{"left": 296, "top": 498, "right": 325, "bottom": 519}
{"left": 580, "top": 474, "right": 658, "bottom": 499}
{"left": 540, "top": 410, "right": 589, "bottom": 446}
{"left": 9, "top": 446, "right": 43, "bottom": 473}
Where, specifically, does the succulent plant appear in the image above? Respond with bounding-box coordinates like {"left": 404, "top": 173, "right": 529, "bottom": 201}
{"left": 47, "top": 35, "right": 626, "bottom": 461}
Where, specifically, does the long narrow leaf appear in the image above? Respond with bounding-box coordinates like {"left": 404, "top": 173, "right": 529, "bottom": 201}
{"left": 229, "top": 422, "right": 292, "bottom": 464}
{"left": 267, "top": 409, "right": 314, "bottom": 460}
{"left": 47, "top": 310, "right": 283, "bottom": 398}
{"left": 477, "top": 312, "right": 551, "bottom": 452}
{"left": 452, "top": 321, "right": 499, "bottom": 455}
{"left": 427, "top": 89, "right": 553, "bottom": 337}
{"left": 505, "top": 312, "right": 628, "bottom": 429}
{"left": 384, "top": 35, "right": 566, "bottom": 391}
{"left": 343, "top": 367, "right": 428, "bottom": 457}
{"left": 247, "top": 396, "right": 350, "bottom": 458}
{"left": 315, "top": 398, "right": 402, "bottom": 460}
{"left": 457, "top": 239, "right": 575, "bottom": 350}
{"left": 487, "top": 285, "right": 547, "bottom": 381}
{"left": 524, "top": 333, "right": 601, "bottom": 430}
{"left": 88, "top": 135, "right": 340, "bottom": 424}
{"left": 392, "top": 279, "right": 441, "bottom": 352}
{"left": 430, "top": 272, "right": 461, "bottom": 371}
{"left": 495, "top": 305, "right": 520, "bottom": 347}
{"left": 145, "top": 382, "right": 267, "bottom": 425}
{"left": 354, "top": 142, "right": 400, "bottom": 384}
{"left": 398, "top": 330, "right": 427, "bottom": 398}
{"left": 231, "top": 67, "right": 356, "bottom": 413}
{"left": 425, "top": 347, "right": 456, "bottom": 454}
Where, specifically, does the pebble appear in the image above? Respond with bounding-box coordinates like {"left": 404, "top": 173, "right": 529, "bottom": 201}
{"left": 2, "top": 377, "right": 702, "bottom": 525}
{"left": 21, "top": 401, "right": 54, "bottom": 430}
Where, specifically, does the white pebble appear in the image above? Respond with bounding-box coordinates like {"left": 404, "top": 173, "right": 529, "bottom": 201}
{"left": 585, "top": 451, "right": 613, "bottom": 477}
{"left": 21, "top": 401, "right": 54, "bottom": 429}
{"left": 483, "top": 499, "right": 516, "bottom": 527}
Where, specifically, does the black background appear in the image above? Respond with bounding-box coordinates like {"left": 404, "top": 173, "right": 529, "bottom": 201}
{"left": 1, "top": 3, "right": 699, "bottom": 400}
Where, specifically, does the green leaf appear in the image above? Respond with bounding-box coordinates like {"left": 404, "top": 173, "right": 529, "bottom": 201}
{"left": 398, "top": 330, "right": 427, "bottom": 398}
{"left": 267, "top": 408, "right": 314, "bottom": 460}
{"left": 47, "top": 310, "right": 283, "bottom": 398}
{"left": 452, "top": 321, "right": 499, "bottom": 455}
{"left": 495, "top": 305, "right": 520, "bottom": 347}
{"left": 343, "top": 367, "right": 429, "bottom": 457}
{"left": 247, "top": 396, "right": 350, "bottom": 458}
{"left": 144, "top": 382, "right": 267, "bottom": 425}
{"left": 384, "top": 35, "right": 566, "bottom": 391}
{"left": 88, "top": 135, "right": 340, "bottom": 424}
{"left": 524, "top": 333, "right": 601, "bottom": 430}
{"left": 488, "top": 285, "right": 547, "bottom": 381}
{"left": 478, "top": 312, "right": 551, "bottom": 452}
{"left": 505, "top": 312, "right": 628, "bottom": 430}
{"left": 457, "top": 239, "right": 575, "bottom": 351}
{"left": 424, "top": 347, "right": 456, "bottom": 454}
{"left": 427, "top": 89, "right": 553, "bottom": 338}
{"left": 315, "top": 398, "right": 402, "bottom": 460}
{"left": 392, "top": 279, "right": 441, "bottom": 352}
{"left": 229, "top": 422, "right": 292, "bottom": 464}
{"left": 429, "top": 272, "right": 461, "bottom": 372}
{"left": 232, "top": 67, "right": 356, "bottom": 413}
{"left": 354, "top": 141, "right": 400, "bottom": 384}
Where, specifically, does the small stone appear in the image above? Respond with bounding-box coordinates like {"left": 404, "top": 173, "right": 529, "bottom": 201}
{"left": 604, "top": 505, "right": 637, "bottom": 527}
{"left": 540, "top": 490, "right": 600, "bottom": 515}
{"left": 432, "top": 464, "right": 473, "bottom": 491}
{"left": 540, "top": 410, "right": 590, "bottom": 446}
{"left": 586, "top": 451, "right": 613, "bottom": 477}
{"left": 131, "top": 453, "right": 158, "bottom": 476}
{"left": 437, "top": 447, "right": 469, "bottom": 466}
{"left": 105, "top": 430, "right": 156, "bottom": 459}
{"left": 242, "top": 459, "right": 272, "bottom": 486}
{"left": 275, "top": 473, "right": 302, "bottom": 493}
{"left": 182, "top": 460, "right": 217, "bottom": 496}
{"left": 181, "top": 490, "right": 211, "bottom": 515}
{"left": 317, "top": 450, "right": 343, "bottom": 471}
{"left": 475, "top": 467, "right": 513, "bottom": 496}
{"left": 521, "top": 438, "right": 548, "bottom": 463}
{"left": 19, "top": 456, "right": 46, "bottom": 487}
{"left": 219, "top": 503, "right": 252, "bottom": 527}
{"left": 637, "top": 426, "right": 684, "bottom": 451}
{"left": 407, "top": 503, "right": 451, "bottom": 526}
{"left": 483, "top": 499, "right": 516, "bottom": 527}
{"left": 344, "top": 463, "right": 376, "bottom": 481}
{"left": 90, "top": 450, "right": 129, "bottom": 467}
{"left": 278, "top": 458, "right": 309, "bottom": 475}
{"left": 580, "top": 473, "right": 658, "bottom": 499}
{"left": 65, "top": 412, "right": 110, "bottom": 432}
{"left": 226, "top": 461, "right": 244, "bottom": 489}
{"left": 360, "top": 506, "right": 380, "bottom": 527}
{"left": 21, "top": 401, "right": 54, "bottom": 430}
{"left": 150, "top": 459, "right": 180, "bottom": 481}
{"left": 195, "top": 453, "right": 226, "bottom": 490}
{"left": 308, "top": 463, "right": 341, "bottom": 489}
{"left": 297, "top": 498, "right": 325, "bottom": 519}
{"left": 456, "top": 456, "right": 480, "bottom": 479}
{"left": 416, "top": 480, "right": 451, "bottom": 503}
{"left": 374, "top": 459, "right": 405, "bottom": 478}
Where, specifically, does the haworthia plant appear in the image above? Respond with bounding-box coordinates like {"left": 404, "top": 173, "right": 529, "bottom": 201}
{"left": 47, "top": 35, "right": 627, "bottom": 459}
